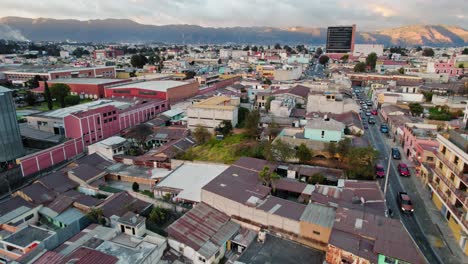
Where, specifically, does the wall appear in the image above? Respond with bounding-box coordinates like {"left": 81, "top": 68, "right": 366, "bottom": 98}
{"left": 197, "top": 76, "right": 241, "bottom": 96}
{"left": 307, "top": 95, "right": 359, "bottom": 114}
{"left": 17, "top": 138, "right": 84, "bottom": 177}
{"left": 187, "top": 107, "right": 238, "bottom": 131}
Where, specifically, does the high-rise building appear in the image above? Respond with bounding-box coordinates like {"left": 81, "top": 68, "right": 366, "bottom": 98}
{"left": 326, "top": 25, "right": 356, "bottom": 53}
{"left": 430, "top": 131, "right": 468, "bottom": 255}
{"left": 0, "top": 86, "right": 24, "bottom": 164}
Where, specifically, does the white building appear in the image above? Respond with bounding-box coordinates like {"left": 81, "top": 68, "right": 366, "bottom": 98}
{"left": 87, "top": 136, "right": 127, "bottom": 160}
{"left": 270, "top": 97, "right": 296, "bottom": 117}
{"left": 187, "top": 96, "right": 239, "bottom": 131}
{"left": 306, "top": 92, "right": 360, "bottom": 114}
{"left": 274, "top": 65, "right": 302, "bottom": 81}
{"left": 353, "top": 44, "right": 384, "bottom": 57}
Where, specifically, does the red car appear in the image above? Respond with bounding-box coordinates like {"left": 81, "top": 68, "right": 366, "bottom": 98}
{"left": 398, "top": 163, "right": 410, "bottom": 177}
{"left": 371, "top": 109, "right": 378, "bottom": 115}
{"left": 375, "top": 165, "right": 385, "bottom": 178}
{"left": 397, "top": 192, "right": 414, "bottom": 213}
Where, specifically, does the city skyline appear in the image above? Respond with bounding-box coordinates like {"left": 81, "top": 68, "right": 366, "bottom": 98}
{"left": 0, "top": 0, "right": 466, "bottom": 30}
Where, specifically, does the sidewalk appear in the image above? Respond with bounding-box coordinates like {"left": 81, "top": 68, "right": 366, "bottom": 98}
{"left": 386, "top": 138, "right": 466, "bottom": 263}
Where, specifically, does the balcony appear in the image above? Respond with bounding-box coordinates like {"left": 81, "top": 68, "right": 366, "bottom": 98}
{"left": 429, "top": 182, "right": 466, "bottom": 229}
{"left": 433, "top": 167, "right": 467, "bottom": 206}
{"left": 436, "top": 152, "right": 468, "bottom": 184}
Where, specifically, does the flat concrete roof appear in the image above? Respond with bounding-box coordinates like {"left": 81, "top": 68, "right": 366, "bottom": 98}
{"left": 47, "top": 78, "right": 123, "bottom": 85}
{"left": 35, "top": 99, "right": 131, "bottom": 119}
{"left": 156, "top": 162, "right": 228, "bottom": 202}
{"left": 108, "top": 80, "right": 189, "bottom": 92}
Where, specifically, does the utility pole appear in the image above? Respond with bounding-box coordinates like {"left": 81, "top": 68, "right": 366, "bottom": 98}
{"left": 384, "top": 148, "right": 392, "bottom": 217}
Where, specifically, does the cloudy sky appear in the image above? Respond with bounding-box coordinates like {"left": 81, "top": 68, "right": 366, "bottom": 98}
{"left": 0, "top": 0, "right": 466, "bottom": 30}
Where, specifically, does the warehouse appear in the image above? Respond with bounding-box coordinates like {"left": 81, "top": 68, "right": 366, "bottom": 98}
{"left": 36, "top": 78, "right": 130, "bottom": 99}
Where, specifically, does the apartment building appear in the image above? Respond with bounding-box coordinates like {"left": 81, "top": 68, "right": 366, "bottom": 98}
{"left": 187, "top": 96, "right": 239, "bottom": 131}
{"left": 430, "top": 131, "right": 468, "bottom": 255}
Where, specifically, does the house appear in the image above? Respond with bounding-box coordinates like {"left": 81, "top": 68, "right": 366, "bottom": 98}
{"left": 98, "top": 192, "right": 152, "bottom": 227}
{"left": 0, "top": 197, "right": 40, "bottom": 229}
{"left": 166, "top": 203, "right": 240, "bottom": 264}
{"left": 87, "top": 136, "right": 128, "bottom": 160}
{"left": 270, "top": 97, "right": 296, "bottom": 117}
{"left": 187, "top": 96, "right": 239, "bottom": 132}
{"left": 307, "top": 91, "right": 359, "bottom": 114}
{"left": 304, "top": 118, "right": 345, "bottom": 142}
{"left": 402, "top": 123, "right": 439, "bottom": 165}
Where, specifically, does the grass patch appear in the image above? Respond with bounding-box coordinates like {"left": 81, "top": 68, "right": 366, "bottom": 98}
{"left": 180, "top": 133, "right": 259, "bottom": 163}
{"left": 99, "top": 185, "right": 123, "bottom": 193}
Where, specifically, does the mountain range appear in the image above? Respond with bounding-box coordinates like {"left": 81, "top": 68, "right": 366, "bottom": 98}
{"left": 0, "top": 17, "right": 467, "bottom": 47}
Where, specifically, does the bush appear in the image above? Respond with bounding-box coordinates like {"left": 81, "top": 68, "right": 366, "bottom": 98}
{"left": 64, "top": 95, "right": 80, "bottom": 106}
{"left": 140, "top": 190, "right": 154, "bottom": 198}
{"left": 132, "top": 182, "right": 139, "bottom": 192}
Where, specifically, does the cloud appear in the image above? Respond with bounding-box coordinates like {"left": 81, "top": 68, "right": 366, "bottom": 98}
{"left": 0, "top": 0, "right": 465, "bottom": 30}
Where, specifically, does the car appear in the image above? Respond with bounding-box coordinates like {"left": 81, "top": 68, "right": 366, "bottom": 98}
{"left": 365, "top": 111, "right": 371, "bottom": 116}
{"left": 380, "top": 124, "right": 389, "bottom": 133}
{"left": 371, "top": 109, "right": 378, "bottom": 115}
{"left": 391, "top": 148, "right": 401, "bottom": 160}
{"left": 375, "top": 164, "right": 385, "bottom": 178}
{"left": 397, "top": 192, "right": 414, "bottom": 213}
{"left": 398, "top": 163, "right": 411, "bottom": 177}
{"left": 363, "top": 124, "right": 369, "bottom": 129}
{"left": 366, "top": 102, "right": 373, "bottom": 107}
{"left": 368, "top": 117, "right": 376, "bottom": 124}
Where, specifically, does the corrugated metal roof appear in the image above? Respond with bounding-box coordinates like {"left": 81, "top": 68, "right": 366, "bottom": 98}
{"left": 300, "top": 203, "right": 336, "bottom": 228}
{"left": 55, "top": 208, "right": 85, "bottom": 225}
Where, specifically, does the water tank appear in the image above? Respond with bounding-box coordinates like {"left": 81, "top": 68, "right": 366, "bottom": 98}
{"left": 0, "top": 86, "right": 24, "bottom": 163}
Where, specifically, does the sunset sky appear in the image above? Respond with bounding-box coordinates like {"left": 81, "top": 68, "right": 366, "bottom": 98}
{"left": 0, "top": 0, "right": 466, "bottom": 29}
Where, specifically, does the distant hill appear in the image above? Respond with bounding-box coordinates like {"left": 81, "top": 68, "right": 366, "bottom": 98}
{"left": 0, "top": 17, "right": 466, "bottom": 46}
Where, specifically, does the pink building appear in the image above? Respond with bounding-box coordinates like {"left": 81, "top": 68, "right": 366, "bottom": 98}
{"left": 430, "top": 58, "right": 464, "bottom": 76}
{"left": 403, "top": 124, "right": 439, "bottom": 166}
{"left": 18, "top": 99, "right": 168, "bottom": 176}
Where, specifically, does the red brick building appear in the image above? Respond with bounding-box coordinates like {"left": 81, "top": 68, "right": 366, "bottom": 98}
{"left": 93, "top": 47, "right": 124, "bottom": 59}
{"left": 36, "top": 78, "right": 130, "bottom": 99}
{"left": 105, "top": 80, "right": 199, "bottom": 103}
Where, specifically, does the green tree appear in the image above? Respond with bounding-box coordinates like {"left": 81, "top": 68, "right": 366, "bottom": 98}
{"left": 193, "top": 126, "right": 212, "bottom": 144}
{"left": 24, "top": 91, "right": 36, "bottom": 106}
{"left": 217, "top": 58, "right": 222, "bottom": 64}
{"left": 354, "top": 62, "right": 366, "bottom": 72}
{"left": 244, "top": 110, "right": 260, "bottom": 137}
{"left": 422, "top": 91, "right": 433, "bottom": 102}
{"left": 130, "top": 54, "right": 148, "bottom": 68}
{"left": 274, "top": 43, "right": 281, "bottom": 50}
{"left": 327, "top": 142, "right": 338, "bottom": 158}
{"left": 341, "top": 54, "right": 349, "bottom": 62}
{"left": 319, "top": 55, "right": 330, "bottom": 65}
{"left": 462, "top": 48, "right": 468, "bottom": 55}
{"left": 459, "top": 63, "right": 464, "bottom": 69}
{"left": 398, "top": 67, "right": 405, "bottom": 74}
{"left": 237, "top": 107, "right": 250, "bottom": 128}
{"left": 44, "top": 81, "right": 53, "bottom": 110}
{"left": 149, "top": 206, "right": 167, "bottom": 225}
{"left": 296, "top": 143, "right": 312, "bottom": 163}
{"left": 251, "top": 46, "right": 258, "bottom": 52}
{"left": 409, "top": 103, "right": 424, "bottom": 116}
{"left": 64, "top": 95, "right": 80, "bottom": 106}
{"left": 87, "top": 208, "right": 105, "bottom": 225}
{"left": 126, "top": 123, "right": 153, "bottom": 149}
{"left": 422, "top": 48, "right": 435, "bottom": 57}
{"left": 337, "top": 138, "right": 352, "bottom": 161}
{"left": 307, "top": 173, "right": 326, "bottom": 184}
{"left": 243, "top": 45, "right": 250, "bottom": 51}
{"left": 345, "top": 147, "right": 379, "bottom": 180}
{"left": 26, "top": 75, "right": 43, "bottom": 88}
{"left": 258, "top": 165, "right": 281, "bottom": 191}
{"left": 315, "top": 47, "right": 323, "bottom": 58}
{"left": 366, "top": 52, "right": 378, "bottom": 70}
{"left": 263, "top": 78, "right": 272, "bottom": 85}
{"left": 132, "top": 182, "right": 139, "bottom": 192}
{"left": 50, "top": 83, "right": 71, "bottom": 108}
{"left": 215, "top": 120, "right": 233, "bottom": 137}
{"left": 271, "top": 140, "right": 295, "bottom": 162}
{"left": 416, "top": 46, "right": 422, "bottom": 52}
{"left": 265, "top": 96, "right": 275, "bottom": 112}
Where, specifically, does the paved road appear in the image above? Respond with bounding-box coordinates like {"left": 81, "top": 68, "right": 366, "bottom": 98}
{"left": 356, "top": 92, "right": 442, "bottom": 264}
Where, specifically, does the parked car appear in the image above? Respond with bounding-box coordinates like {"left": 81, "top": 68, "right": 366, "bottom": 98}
{"left": 363, "top": 124, "right": 369, "bottom": 129}
{"left": 371, "top": 109, "right": 378, "bottom": 115}
{"left": 391, "top": 148, "right": 401, "bottom": 160}
{"left": 397, "top": 192, "right": 414, "bottom": 213}
{"left": 366, "top": 102, "right": 373, "bottom": 106}
{"left": 398, "top": 163, "right": 410, "bottom": 177}
{"left": 375, "top": 164, "right": 385, "bottom": 178}
{"left": 365, "top": 111, "right": 371, "bottom": 116}
{"left": 380, "top": 124, "right": 389, "bottom": 133}
{"left": 368, "top": 117, "right": 376, "bottom": 124}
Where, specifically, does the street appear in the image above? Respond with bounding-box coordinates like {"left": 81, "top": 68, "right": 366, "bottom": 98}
{"left": 355, "top": 90, "right": 445, "bottom": 264}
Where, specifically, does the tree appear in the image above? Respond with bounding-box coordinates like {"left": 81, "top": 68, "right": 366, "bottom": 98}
{"left": 354, "top": 62, "right": 366, "bottom": 72}
{"left": 217, "top": 58, "right": 222, "bottom": 64}
{"left": 422, "top": 91, "right": 433, "bottom": 102}
{"left": 215, "top": 120, "right": 233, "bottom": 137}
{"left": 258, "top": 165, "right": 281, "bottom": 191}
{"left": 87, "top": 208, "right": 105, "bottom": 225}
{"left": 366, "top": 52, "right": 378, "bottom": 70}
{"left": 398, "top": 67, "right": 405, "bottom": 74}
{"left": 24, "top": 91, "right": 36, "bottom": 106}
{"left": 337, "top": 138, "right": 352, "bottom": 161}
{"left": 193, "top": 126, "right": 212, "bottom": 144}
{"left": 44, "top": 81, "right": 53, "bottom": 110}
{"left": 315, "top": 47, "right": 323, "bottom": 58}
{"left": 265, "top": 96, "right": 275, "bottom": 112}
{"left": 243, "top": 45, "right": 250, "bottom": 51}
{"left": 341, "top": 54, "right": 349, "bottom": 62}
{"left": 72, "top": 47, "right": 89, "bottom": 58}
{"left": 184, "top": 70, "right": 196, "bottom": 80}
{"left": 26, "top": 75, "right": 43, "bottom": 88}
{"left": 344, "top": 146, "right": 379, "bottom": 179}
{"left": 50, "top": 83, "right": 71, "bottom": 108}
{"left": 132, "top": 182, "right": 139, "bottom": 192}
{"left": 462, "top": 48, "right": 468, "bottom": 55}
{"left": 125, "top": 123, "right": 153, "bottom": 148}
{"left": 270, "top": 140, "right": 295, "bottom": 162}
{"left": 263, "top": 78, "right": 272, "bottom": 85}
{"left": 148, "top": 55, "right": 161, "bottom": 65}
{"left": 422, "top": 48, "right": 435, "bottom": 57}
{"left": 416, "top": 46, "right": 422, "bottom": 52}
{"left": 130, "top": 54, "right": 148, "bottom": 68}
{"left": 409, "top": 103, "right": 424, "bottom": 116}
{"left": 149, "top": 206, "right": 167, "bottom": 225}
{"left": 283, "top": 45, "right": 293, "bottom": 53}
{"left": 64, "top": 95, "right": 80, "bottom": 106}
{"left": 244, "top": 110, "right": 260, "bottom": 137}
{"left": 251, "top": 46, "right": 258, "bottom": 52}
{"left": 307, "top": 173, "right": 326, "bottom": 184}
{"left": 319, "top": 55, "right": 329, "bottom": 65}
{"left": 459, "top": 63, "right": 465, "bottom": 69}
{"left": 237, "top": 107, "right": 250, "bottom": 128}
{"left": 327, "top": 142, "right": 338, "bottom": 158}
{"left": 274, "top": 43, "right": 281, "bottom": 50}
{"left": 296, "top": 143, "right": 312, "bottom": 163}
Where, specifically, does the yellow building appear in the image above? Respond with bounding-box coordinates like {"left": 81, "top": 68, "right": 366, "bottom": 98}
{"left": 256, "top": 65, "right": 275, "bottom": 78}
{"left": 430, "top": 131, "right": 468, "bottom": 255}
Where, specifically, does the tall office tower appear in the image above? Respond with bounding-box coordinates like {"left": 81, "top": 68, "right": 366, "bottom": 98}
{"left": 326, "top": 24, "right": 356, "bottom": 53}
{"left": 0, "top": 86, "right": 24, "bottom": 165}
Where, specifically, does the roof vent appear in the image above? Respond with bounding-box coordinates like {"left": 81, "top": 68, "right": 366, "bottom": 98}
{"left": 232, "top": 173, "right": 238, "bottom": 177}
{"left": 220, "top": 183, "right": 226, "bottom": 187}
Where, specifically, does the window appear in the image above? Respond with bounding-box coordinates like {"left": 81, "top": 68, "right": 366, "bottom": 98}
{"left": 198, "top": 256, "right": 206, "bottom": 263}
{"left": 321, "top": 131, "right": 325, "bottom": 138}
{"left": 313, "top": 231, "right": 320, "bottom": 235}
{"left": 112, "top": 110, "right": 116, "bottom": 114}
{"left": 162, "top": 104, "right": 165, "bottom": 108}
{"left": 97, "top": 117, "right": 100, "bottom": 124}
{"left": 24, "top": 214, "right": 34, "bottom": 221}
{"left": 450, "top": 173, "right": 455, "bottom": 182}
{"left": 103, "top": 113, "right": 107, "bottom": 117}
{"left": 438, "top": 162, "right": 443, "bottom": 170}
{"left": 108, "top": 112, "right": 112, "bottom": 116}
{"left": 441, "top": 146, "right": 446, "bottom": 154}
{"left": 454, "top": 156, "right": 460, "bottom": 165}
{"left": 113, "top": 116, "right": 117, "bottom": 121}
{"left": 427, "top": 156, "right": 434, "bottom": 162}
{"left": 104, "top": 119, "right": 108, "bottom": 124}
